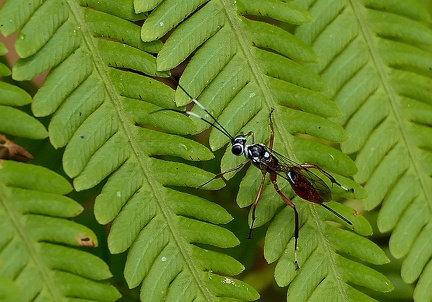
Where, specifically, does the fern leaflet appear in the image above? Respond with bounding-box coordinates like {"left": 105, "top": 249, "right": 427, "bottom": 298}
{"left": 0, "top": 160, "right": 121, "bottom": 301}
{"left": 0, "top": 0, "right": 259, "bottom": 300}
{"left": 141, "top": 0, "right": 393, "bottom": 300}
{"left": 295, "top": 0, "right": 432, "bottom": 301}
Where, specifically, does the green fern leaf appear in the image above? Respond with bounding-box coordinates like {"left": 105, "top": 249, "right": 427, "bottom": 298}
{"left": 0, "top": 160, "right": 120, "bottom": 301}
{"left": 0, "top": 42, "right": 10, "bottom": 76}
{"left": 0, "top": 40, "right": 47, "bottom": 139}
{"left": 0, "top": 0, "right": 259, "bottom": 300}
{"left": 295, "top": 0, "right": 432, "bottom": 301}
{"left": 0, "top": 60, "right": 80, "bottom": 302}
{"left": 0, "top": 276, "right": 18, "bottom": 301}
{"left": 142, "top": 0, "right": 391, "bottom": 300}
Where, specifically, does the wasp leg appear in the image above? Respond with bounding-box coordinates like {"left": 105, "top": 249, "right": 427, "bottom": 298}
{"left": 197, "top": 162, "right": 247, "bottom": 189}
{"left": 244, "top": 130, "right": 255, "bottom": 144}
{"left": 269, "top": 108, "right": 275, "bottom": 150}
{"left": 270, "top": 172, "right": 300, "bottom": 270}
{"left": 298, "top": 164, "right": 353, "bottom": 192}
{"left": 321, "top": 203, "right": 353, "bottom": 225}
{"left": 248, "top": 171, "right": 267, "bottom": 239}
{"left": 297, "top": 164, "right": 353, "bottom": 225}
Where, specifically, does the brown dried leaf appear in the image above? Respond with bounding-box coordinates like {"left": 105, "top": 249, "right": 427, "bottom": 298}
{"left": 0, "top": 134, "right": 33, "bottom": 162}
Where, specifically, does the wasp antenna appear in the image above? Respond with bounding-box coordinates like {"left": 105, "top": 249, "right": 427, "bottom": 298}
{"left": 186, "top": 111, "right": 234, "bottom": 141}
{"left": 151, "top": 107, "right": 231, "bottom": 141}
{"left": 190, "top": 98, "right": 206, "bottom": 111}
{"left": 171, "top": 79, "right": 235, "bottom": 141}
{"left": 321, "top": 203, "right": 353, "bottom": 226}
{"left": 185, "top": 111, "right": 202, "bottom": 120}
{"left": 150, "top": 108, "right": 185, "bottom": 115}
{"left": 195, "top": 105, "right": 234, "bottom": 141}
{"left": 170, "top": 76, "right": 198, "bottom": 103}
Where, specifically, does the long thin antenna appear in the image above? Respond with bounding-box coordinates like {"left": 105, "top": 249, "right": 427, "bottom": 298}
{"left": 170, "top": 76, "right": 235, "bottom": 141}
{"left": 321, "top": 203, "right": 353, "bottom": 225}
{"left": 186, "top": 111, "right": 235, "bottom": 141}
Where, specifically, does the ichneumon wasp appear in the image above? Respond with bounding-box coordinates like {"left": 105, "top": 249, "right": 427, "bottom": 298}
{"left": 165, "top": 79, "right": 354, "bottom": 269}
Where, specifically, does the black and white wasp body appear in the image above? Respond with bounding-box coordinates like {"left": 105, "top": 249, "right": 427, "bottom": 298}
{"left": 169, "top": 81, "right": 353, "bottom": 269}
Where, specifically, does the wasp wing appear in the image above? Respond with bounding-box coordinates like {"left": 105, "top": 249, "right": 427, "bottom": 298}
{"left": 263, "top": 147, "right": 332, "bottom": 201}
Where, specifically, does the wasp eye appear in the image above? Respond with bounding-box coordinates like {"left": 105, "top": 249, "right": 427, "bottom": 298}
{"left": 231, "top": 145, "right": 243, "bottom": 156}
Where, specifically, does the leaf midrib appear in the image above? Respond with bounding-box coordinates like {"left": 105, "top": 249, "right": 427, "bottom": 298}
{"left": 308, "top": 204, "right": 350, "bottom": 301}
{"left": 0, "top": 185, "right": 65, "bottom": 301}
{"left": 66, "top": 2, "right": 215, "bottom": 300}
{"left": 348, "top": 1, "right": 432, "bottom": 211}
{"left": 219, "top": 0, "right": 298, "bottom": 158}
{"left": 222, "top": 2, "right": 351, "bottom": 299}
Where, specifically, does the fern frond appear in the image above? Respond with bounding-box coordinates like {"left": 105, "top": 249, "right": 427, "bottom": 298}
{"left": 0, "top": 0, "right": 259, "bottom": 300}
{"left": 0, "top": 39, "right": 118, "bottom": 300}
{"left": 0, "top": 160, "right": 120, "bottom": 301}
{"left": 295, "top": 0, "right": 432, "bottom": 301}
{"left": 0, "top": 40, "right": 47, "bottom": 139}
{"left": 141, "top": 0, "right": 391, "bottom": 300}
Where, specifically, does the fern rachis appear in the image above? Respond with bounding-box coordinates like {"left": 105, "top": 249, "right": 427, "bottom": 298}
{"left": 172, "top": 91, "right": 355, "bottom": 270}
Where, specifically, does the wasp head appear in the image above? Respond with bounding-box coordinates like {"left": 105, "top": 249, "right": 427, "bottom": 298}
{"left": 231, "top": 135, "right": 247, "bottom": 156}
